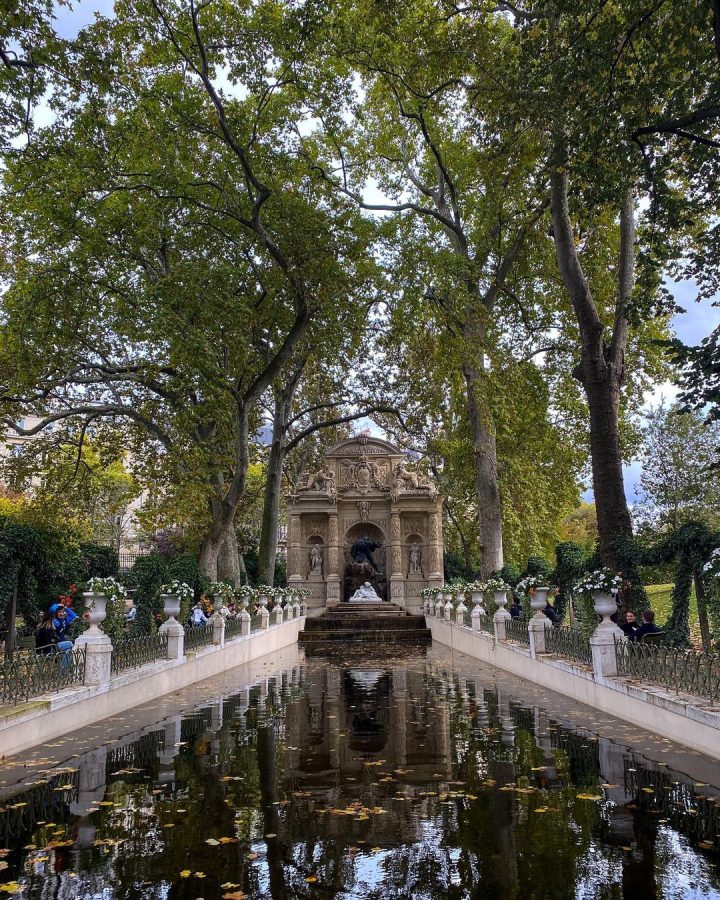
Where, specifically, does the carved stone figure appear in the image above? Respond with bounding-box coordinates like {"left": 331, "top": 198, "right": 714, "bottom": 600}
{"left": 309, "top": 545, "right": 323, "bottom": 575}
{"left": 298, "top": 466, "right": 335, "bottom": 493}
{"left": 350, "top": 536, "right": 382, "bottom": 572}
{"left": 357, "top": 500, "right": 370, "bottom": 523}
{"left": 408, "top": 542, "right": 422, "bottom": 575}
{"left": 349, "top": 581, "right": 381, "bottom": 602}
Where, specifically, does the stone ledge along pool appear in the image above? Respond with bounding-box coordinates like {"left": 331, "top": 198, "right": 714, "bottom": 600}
{"left": 1, "top": 643, "right": 720, "bottom": 899}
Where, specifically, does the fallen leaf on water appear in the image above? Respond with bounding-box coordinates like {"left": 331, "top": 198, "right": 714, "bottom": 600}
{"left": 205, "top": 839, "right": 220, "bottom": 846}
{"left": 305, "top": 876, "right": 318, "bottom": 883}
{"left": 576, "top": 794, "right": 602, "bottom": 801}
{"left": 179, "top": 870, "right": 192, "bottom": 878}
{"left": 222, "top": 892, "right": 247, "bottom": 900}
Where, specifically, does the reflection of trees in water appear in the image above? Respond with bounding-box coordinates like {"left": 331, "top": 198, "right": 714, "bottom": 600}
{"left": 4, "top": 662, "right": 720, "bottom": 898}
{"left": 0, "top": 770, "right": 79, "bottom": 849}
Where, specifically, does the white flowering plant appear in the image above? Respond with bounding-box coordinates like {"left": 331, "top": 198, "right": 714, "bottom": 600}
{"left": 209, "top": 581, "right": 235, "bottom": 605}
{"left": 485, "top": 576, "right": 511, "bottom": 593}
{"left": 465, "top": 581, "right": 487, "bottom": 593}
{"left": 516, "top": 576, "right": 555, "bottom": 597}
{"left": 574, "top": 569, "right": 623, "bottom": 597}
{"left": 160, "top": 581, "right": 195, "bottom": 603}
{"left": 703, "top": 548, "right": 720, "bottom": 578}
{"left": 88, "top": 576, "right": 128, "bottom": 641}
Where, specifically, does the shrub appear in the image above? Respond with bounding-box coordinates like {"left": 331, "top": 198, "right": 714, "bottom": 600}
{"left": 127, "top": 554, "right": 170, "bottom": 633}
{"left": 78, "top": 544, "right": 119, "bottom": 580}
{"left": 553, "top": 542, "right": 589, "bottom": 622}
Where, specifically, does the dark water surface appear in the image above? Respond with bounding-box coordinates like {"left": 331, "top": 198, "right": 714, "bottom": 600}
{"left": 2, "top": 644, "right": 720, "bottom": 899}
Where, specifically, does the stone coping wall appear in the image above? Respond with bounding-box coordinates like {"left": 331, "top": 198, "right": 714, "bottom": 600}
{"left": 428, "top": 616, "right": 720, "bottom": 761}
{"left": 0, "top": 617, "right": 304, "bottom": 758}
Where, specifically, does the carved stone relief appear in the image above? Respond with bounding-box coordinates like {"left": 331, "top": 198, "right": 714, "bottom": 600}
{"left": 303, "top": 516, "right": 327, "bottom": 539}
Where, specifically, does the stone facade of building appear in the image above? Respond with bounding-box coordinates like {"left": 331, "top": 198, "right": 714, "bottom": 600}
{"left": 286, "top": 434, "right": 443, "bottom": 615}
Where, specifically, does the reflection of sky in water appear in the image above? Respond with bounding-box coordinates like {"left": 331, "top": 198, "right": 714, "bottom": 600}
{"left": 1, "top": 647, "right": 720, "bottom": 898}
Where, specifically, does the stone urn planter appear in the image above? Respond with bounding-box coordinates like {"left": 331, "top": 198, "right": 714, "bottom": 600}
{"left": 471, "top": 590, "right": 486, "bottom": 613}
{"left": 593, "top": 591, "right": 618, "bottom": 628}
{"left": 81, "top": 591, "right": 108, "bottom": 635}
{"left": 161, "top": 593, "right": 181, "bottom": 624}
{"left": 530, "top": 586, "right": 550, "bottom": 619}
{"left": 493, "top": 590, "right": 508, "bottom": 611}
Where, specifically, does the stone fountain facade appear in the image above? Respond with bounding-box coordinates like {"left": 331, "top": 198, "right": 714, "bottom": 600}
{"left": 286, "top": 434, "right": 444, "bottom": 615}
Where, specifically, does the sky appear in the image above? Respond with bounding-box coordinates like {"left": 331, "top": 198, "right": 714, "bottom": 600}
{"left": 47, "top": 1, "right": 720, "bottom": 503}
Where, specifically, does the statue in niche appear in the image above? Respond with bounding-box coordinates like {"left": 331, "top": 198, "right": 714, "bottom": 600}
{"left": 309, "top": 545, "right": 323, "bottom": 575}
{"left": 408, "top": 543, "right": 422, "bottom": 575}
{"left": 350, "top": 536, "right": 382, "bottom": 572}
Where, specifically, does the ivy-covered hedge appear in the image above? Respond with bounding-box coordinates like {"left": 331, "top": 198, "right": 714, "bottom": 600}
{"left": 127, "top": 552, "right": 209, "bottom": 632}
{"left": 0, "top": 517, "right": 113, "bottom": 628}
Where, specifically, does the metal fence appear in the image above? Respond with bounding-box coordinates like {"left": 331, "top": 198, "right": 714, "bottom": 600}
{"left": 224, "top": 616, "right": 245, "bottom": 639}
{"left": 615, "top": 639, "right": 720, "bottom": 703}
{"left": 111, "top": 632, "right": 169, "bottom": 674}
{"left": 505, "top": 617, "right": 530, "bottom": 646}
{"left": 474, "top": 612, "right": 495, "bottom": 635}
{"left": 0, "top": 647, "right": 86, "bottom": 706}
{"left": 545, "top": 625, "right": 592, "bottom": 666}
{"left": 184, "top": 623, "right": 214, "bottom": 651}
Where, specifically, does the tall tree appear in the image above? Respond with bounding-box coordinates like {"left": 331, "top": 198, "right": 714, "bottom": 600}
{"left": 0, "top": 0, "right": 377, "bottom": 580}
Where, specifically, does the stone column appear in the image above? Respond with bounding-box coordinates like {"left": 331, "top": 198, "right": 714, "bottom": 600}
{"left": 75, "top": 591, "right": 113, "bottom": 687}
{"left": 428, "top": 504, "right": 444, "bottom": 585}
{"left": 287, "top": 514, "right": 303, "bottom": 588}
{"left": 389, "top": 510, "right": 405, "bottom": 606}
{"left": 212, "top": 612, "right": 226, "bottom": 645}
{"left": 326, "top": 512, "right": 341, "bottom": 606}
{"left": 159, "top": 594, "right": 185, "bottom": 660}
{"left": 493, "top": 590, "right": 510, "bottom": 641}
{"left": 590, "top": 592, "right": 626, "bottom": 679}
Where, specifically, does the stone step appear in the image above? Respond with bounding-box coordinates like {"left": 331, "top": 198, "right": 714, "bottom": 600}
{"left": 298, "top": 628, "right": 432, "bottom": 644}
{"left": 303, "top": 616, "right": 427, "bottom": 631}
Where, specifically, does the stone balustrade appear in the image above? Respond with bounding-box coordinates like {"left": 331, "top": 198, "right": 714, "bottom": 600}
{"left": 424, "top": 590, "right": 720, "bottom": 760}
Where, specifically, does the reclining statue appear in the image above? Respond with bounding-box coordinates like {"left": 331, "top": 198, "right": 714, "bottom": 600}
{"left": 349, "top": 582, "right": 381, "bottom": 602}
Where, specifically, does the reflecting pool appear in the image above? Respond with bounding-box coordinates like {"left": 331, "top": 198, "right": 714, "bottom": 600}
{"left": 2, "top": 644, "right": 720, "bottom": 898}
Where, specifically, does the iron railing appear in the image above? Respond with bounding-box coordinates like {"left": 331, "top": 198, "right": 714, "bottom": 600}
{"left": 184, "top": 623, "right": 214, "bottom": 651}
{"left": 615, "top": 639, "right": 720, "bottom": 703}
{"left": 545, "top": 625, "right": 592, "bottom": 666}
{"left": 111, "top": 632, "right": 169, "bottom": 673}
{"left": 0, "top": 647, "right": 86, "bottom": 705}
{"left": 225, "top": 616, "right": 245, "bottom": 639}
{"left": 471, "top": 612, "right": 495, "bottom": 635}
{"left": 505, "top": 617, "right": 530, "bottom": 646}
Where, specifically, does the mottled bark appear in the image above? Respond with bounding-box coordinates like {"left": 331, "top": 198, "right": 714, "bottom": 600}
{"left": 463, "top": 361, "right": 503, "bottom": 578}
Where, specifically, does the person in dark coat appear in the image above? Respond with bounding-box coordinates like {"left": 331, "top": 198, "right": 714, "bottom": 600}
{"left": 635, "top": 609, "right": 662, "bottom": 642}
{"left": 543, "top": 600, "right": 559, "bottom": 625}
{"left": 35, "top": 610, "right": 74, "bottom": 669}
{"left": 509, "top": 599, "right": 522, "bottom": 619}
{"left": 620, "top": 610, "right": 639, "bottom": 641}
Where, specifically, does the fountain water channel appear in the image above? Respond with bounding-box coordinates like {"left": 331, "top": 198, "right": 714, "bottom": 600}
{"left": 1, "top": 644, "right": 720, "bottom": 899}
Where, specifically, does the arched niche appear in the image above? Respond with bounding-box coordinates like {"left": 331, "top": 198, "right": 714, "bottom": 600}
{"left": 405, "top": 532, "right": 425, "bottom": 578}
{"left": 344, "top": 522, "right": 386, "bottom": 569}
{"left": 306, "top": 534, "right": 324, "bottom": 578}
{"left": 343, "top": 522, "right": 387, "bottom": 601}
